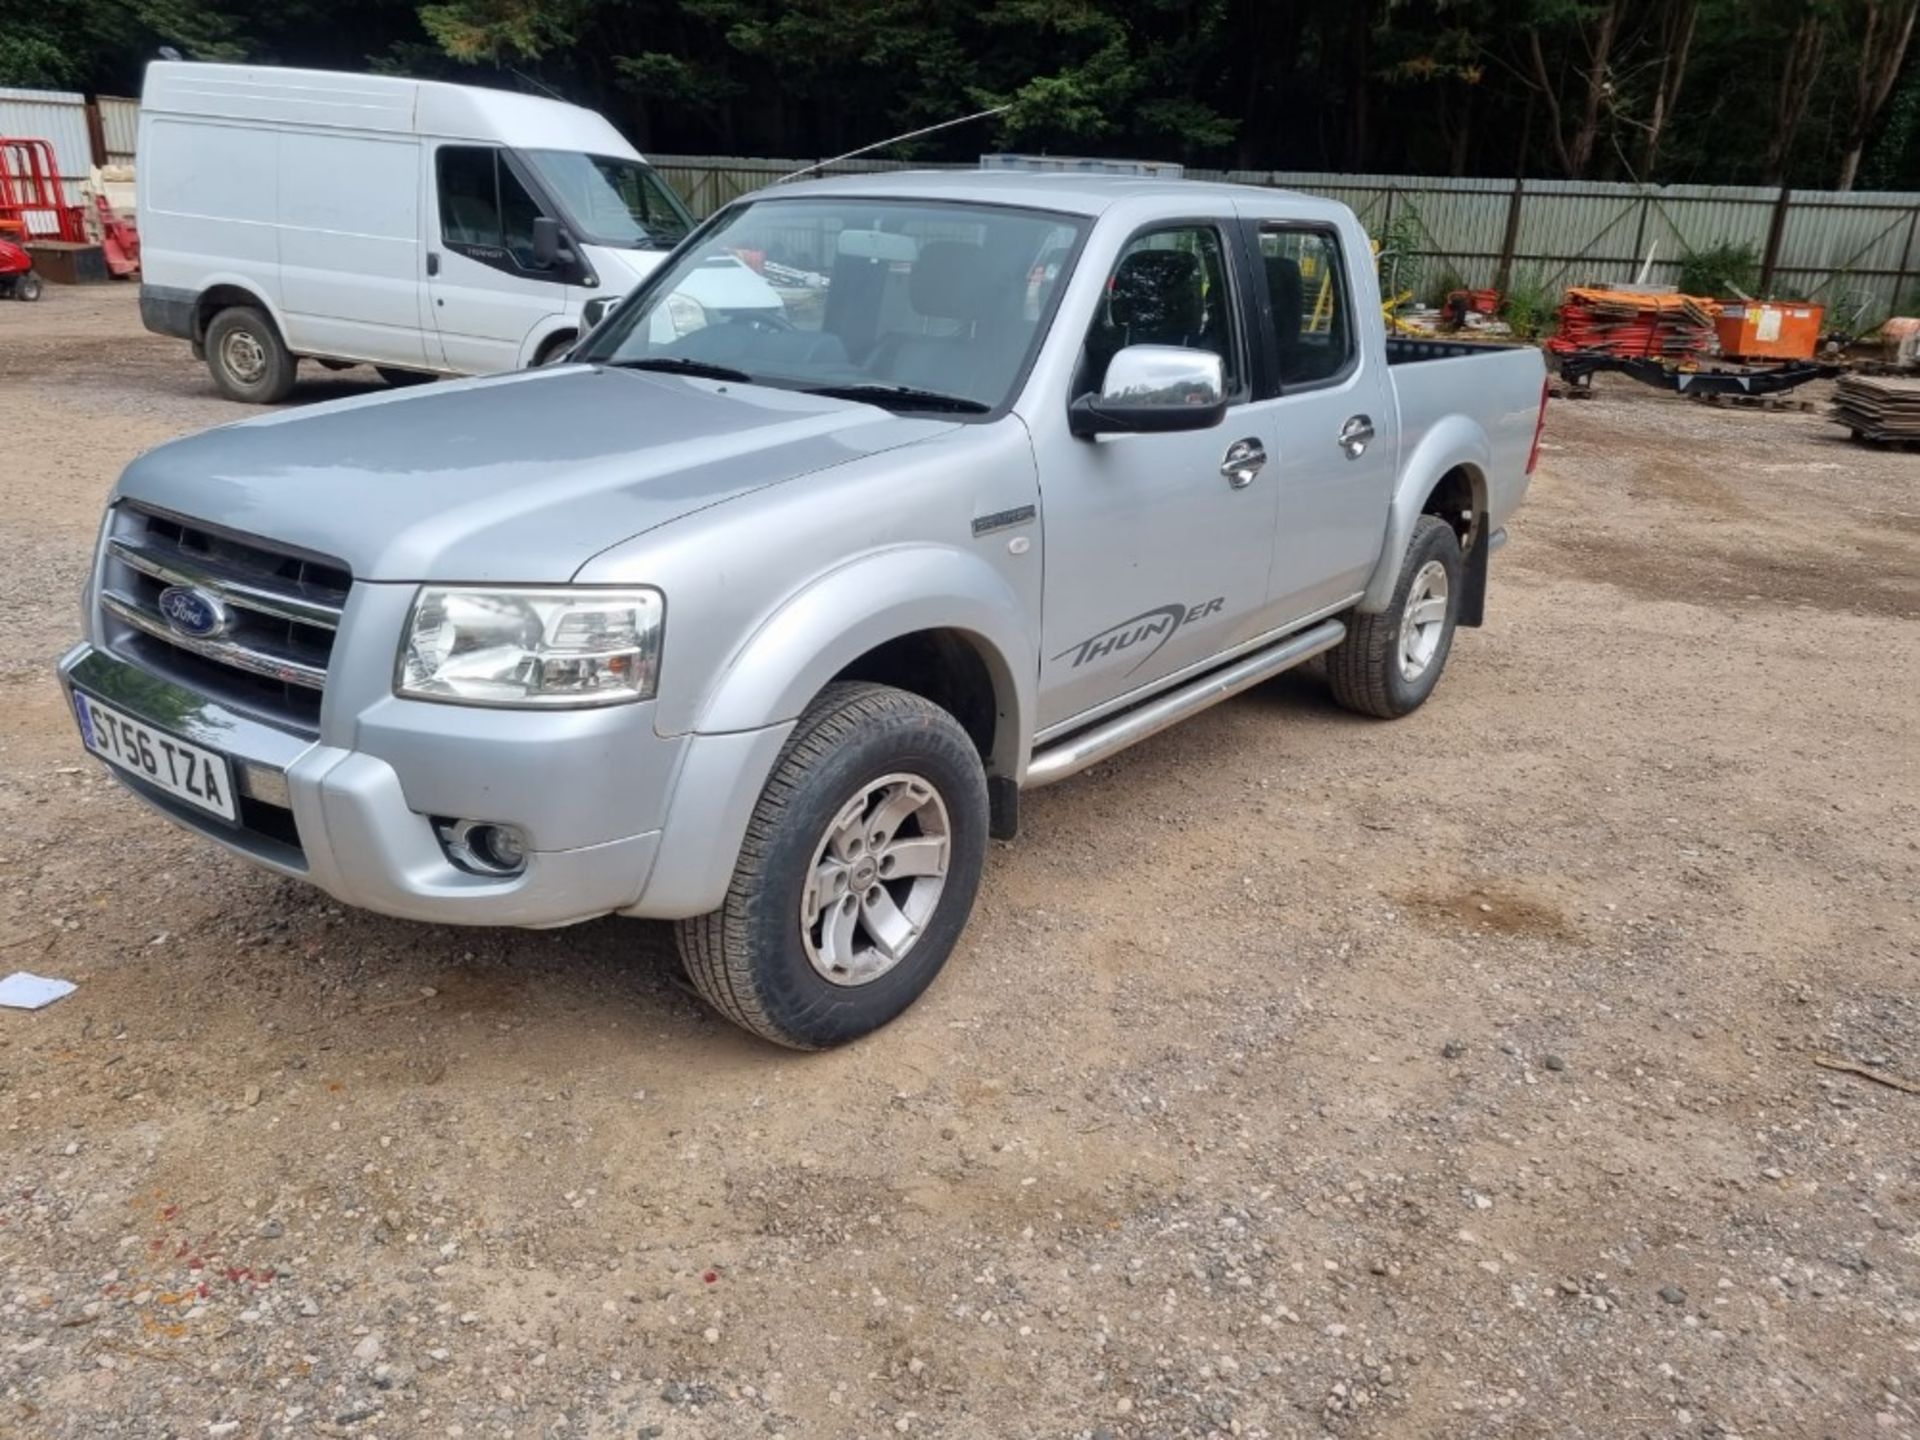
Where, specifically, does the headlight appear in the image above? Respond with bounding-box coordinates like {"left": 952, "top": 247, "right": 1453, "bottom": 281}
{"left": 396, "top": 587, "right": 663, "bottom": 707}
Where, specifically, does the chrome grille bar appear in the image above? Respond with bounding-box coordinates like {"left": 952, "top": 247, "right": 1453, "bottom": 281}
{"left": 108, "top": 534, "right": 344, "bottom": 630}
{"left": 101, "top": 590, "right": 329, "bottom": 690}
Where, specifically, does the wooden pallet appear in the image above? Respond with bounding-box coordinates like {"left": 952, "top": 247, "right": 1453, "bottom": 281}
{"left": 1690, "top": 392, "right": 1817, "bottom": 412}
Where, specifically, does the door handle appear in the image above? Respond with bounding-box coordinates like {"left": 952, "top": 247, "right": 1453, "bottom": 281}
{"left": 426, "top": 252, "right": 440, "bottom": 277}
{"left": 1338, "top": 414, "right": 1375, "bottom": 459}
{"left": 1220, "top": 437, "right": 1267, "bottom": 489}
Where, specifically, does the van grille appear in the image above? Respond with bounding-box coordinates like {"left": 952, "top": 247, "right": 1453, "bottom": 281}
{"left": 99, "top": 504, "right": 351, "bottom": 734}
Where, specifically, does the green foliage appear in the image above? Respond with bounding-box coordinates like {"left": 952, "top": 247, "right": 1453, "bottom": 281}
{"left": 5, "top": 0, "right": 1917, "bottom": 187}
{"left": 1372, "top": 203, "right": 1425, "bottom": 303}
{"left": 1679, "top": 241, "right": 1762, "bottom": 299}
{"left": 1499, "top": 271, "right": 1558, "bottom": 341}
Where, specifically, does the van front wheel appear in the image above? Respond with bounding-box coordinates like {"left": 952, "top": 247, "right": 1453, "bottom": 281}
{"left": 204, "top": 306, "right": 296, "bottom": 404}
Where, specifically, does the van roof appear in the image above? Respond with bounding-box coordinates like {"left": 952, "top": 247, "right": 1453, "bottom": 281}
{"left": 140, "top": 62, "right": 639, "bottom": 159}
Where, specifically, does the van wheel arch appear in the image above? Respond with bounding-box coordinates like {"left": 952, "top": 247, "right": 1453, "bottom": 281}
{"left": 194, "top": 285, "right": 282, "bottom": 347}
{"left": 533, "top": 330, "right": 578, "bottom": 367}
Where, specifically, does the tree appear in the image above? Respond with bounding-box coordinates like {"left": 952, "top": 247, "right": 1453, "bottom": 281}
{"left": 1522, "top": 0, "right": 1626, "bottom": 177}
{"left": 1764, "top": 5, "right": 1829, "bottom": 183}
{"left": 1637, "top": 0, "right": 1697, "bottom": 176}
{"left": 1835, "top": 0, "right": 1920, "bottom": 188}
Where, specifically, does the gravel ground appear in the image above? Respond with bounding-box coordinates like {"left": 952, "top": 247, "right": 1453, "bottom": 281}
{"left": 1, "top": 286, "right": 1917, "bottom": 1440}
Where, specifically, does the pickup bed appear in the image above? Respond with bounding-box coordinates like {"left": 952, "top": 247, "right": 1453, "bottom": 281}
{"left": 60, "top": 171, "right": 1546, "bottom": 1049}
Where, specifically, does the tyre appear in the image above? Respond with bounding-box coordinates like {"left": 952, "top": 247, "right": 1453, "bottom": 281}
{"left": 532, "top": 332, "right": 577, "bottom": 367}
{"left": 376, "top": 366, "right": 435, "bottom": 388}
{"left": 675, "top": 682, "right": 989, "bottom": 1050}
{"left": 204, "top": 306, "right": 296, "bottom": 403}
{"left": 15, "top": 273, "right": 41, "bottom": 302}
{"left": 1327, "top": 514, "right": 1463, "bottom": 719}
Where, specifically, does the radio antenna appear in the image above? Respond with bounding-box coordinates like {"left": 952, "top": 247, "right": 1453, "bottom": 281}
{"left": 776, "top": 105, "right": 1011, "bottom": 184}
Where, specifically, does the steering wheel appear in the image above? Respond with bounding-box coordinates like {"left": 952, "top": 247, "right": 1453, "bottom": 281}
{"left": 727, "top": 309, "right": 795, "bottom": 333}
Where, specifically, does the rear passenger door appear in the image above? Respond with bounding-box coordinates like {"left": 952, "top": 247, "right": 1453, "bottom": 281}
{"left": 1238, "top": 221, "right": 1396, "bottom": 622}
{"left": 426, "top": 145, "right": 577, "bottom": 374}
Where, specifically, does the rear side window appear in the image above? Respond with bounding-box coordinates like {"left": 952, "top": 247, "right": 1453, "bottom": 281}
{"left": 1081, "top": 225, "right": 1241, "bottom": 396}
{"left": 436, "top": 145, "right": 545, "bottom": 270}
{"left": 1258, "top": 226, "right": 1353, "bottom": 390}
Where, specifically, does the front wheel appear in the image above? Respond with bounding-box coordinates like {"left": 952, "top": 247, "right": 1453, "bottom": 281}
{"left": 675, "top": 682, "right": 989, "bottom": 1049}
{"left": 14, "top": 273, "right": 42, "bottom": 302}
{"left": 1327, "top": 514, "right": 1463, "bottom": 718}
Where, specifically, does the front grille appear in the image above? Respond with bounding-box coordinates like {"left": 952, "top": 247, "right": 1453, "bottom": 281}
{"left": 99, "top": 504, "right": 352, "bottom": 734}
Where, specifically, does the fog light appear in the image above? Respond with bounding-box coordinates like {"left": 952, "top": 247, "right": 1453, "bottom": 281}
{"left": 438, "top": 819, "right": 529, "bottom": 877}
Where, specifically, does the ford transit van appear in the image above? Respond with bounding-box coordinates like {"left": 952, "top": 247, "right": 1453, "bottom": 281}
{"left": 137, "top": 62, "right": 699, "bottom": 401}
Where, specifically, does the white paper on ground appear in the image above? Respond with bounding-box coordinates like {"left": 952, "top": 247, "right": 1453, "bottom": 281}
{"left": 0, "top": 972, "right": 77, "bottom": 1010}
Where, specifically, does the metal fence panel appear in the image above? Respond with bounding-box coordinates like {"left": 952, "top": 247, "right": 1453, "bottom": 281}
{"left": 635, "top": 156, "right": 1920, "bottom": 320}
{"left": 98, "top": 96, "right": 139, "bottom": 164}
{"left": 0, "top": 86, "right": 92, "bottom": 232}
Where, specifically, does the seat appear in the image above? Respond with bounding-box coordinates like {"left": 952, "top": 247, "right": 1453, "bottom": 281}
{"left": 1266, "top": 254, "right": 1304, "bottom": 382}
{"left": 870, "top": 241, "right": 1024, "bottom": 399}
{"left": 1084, "top": 248, "right": 1208, "bottom": 391}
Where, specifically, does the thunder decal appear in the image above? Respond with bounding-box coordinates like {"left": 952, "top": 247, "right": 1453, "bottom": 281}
{"left": 1053, "top": 597, "right": 1226, "bottom": 675}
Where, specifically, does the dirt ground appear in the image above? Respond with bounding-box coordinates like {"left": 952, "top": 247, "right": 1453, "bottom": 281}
{"left": 1, "top": 286, "right": 1916, "bottom": 1440}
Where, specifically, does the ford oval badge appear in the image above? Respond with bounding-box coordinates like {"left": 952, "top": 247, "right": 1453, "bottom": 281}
{"left": 157, "top": 585, "right": 233, "bottom": 640}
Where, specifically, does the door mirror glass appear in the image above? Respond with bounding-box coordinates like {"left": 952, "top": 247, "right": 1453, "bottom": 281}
{"left": 531, "top": 216, "right": 565, "bottom": 269}
{"left": 1069, "top": 344, "right": 1227, "bottom": 438}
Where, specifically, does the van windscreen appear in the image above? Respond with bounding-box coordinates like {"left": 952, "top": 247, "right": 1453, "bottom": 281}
{"left": 520, "top": 151, "right": 693, "bottom": 251}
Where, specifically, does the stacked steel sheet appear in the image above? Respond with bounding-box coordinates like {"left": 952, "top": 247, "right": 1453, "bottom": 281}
{"left": 1830, "top": 373, "right": 1920, "bottom": 441}
{"left": 1546, "top": 287, "right": 1721, "bottom": 360}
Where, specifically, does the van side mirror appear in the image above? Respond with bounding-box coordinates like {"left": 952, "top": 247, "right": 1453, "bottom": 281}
{"left": 531, "top": 216, "right": 569, "bottom": 269}
{"left": 1069, "top": 344, "right": 1228, "bottom": 439}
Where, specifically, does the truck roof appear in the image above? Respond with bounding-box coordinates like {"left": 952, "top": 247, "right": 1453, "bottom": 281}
{"left": 764, "top": 168, "right": 1317, "bottom": 216}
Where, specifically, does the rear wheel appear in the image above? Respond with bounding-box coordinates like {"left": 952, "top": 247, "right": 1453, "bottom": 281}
{"left": 675, "top": 682, "right": 988, "bottom": 1050}
{"left": 204, "top": 305, "right": 296, "bottom": 403}
{"left": 14, "top": 273, "right": 41, "bottom": 302}
{"left": 1327, "top": 514, "right": 1463, "bottom": 718}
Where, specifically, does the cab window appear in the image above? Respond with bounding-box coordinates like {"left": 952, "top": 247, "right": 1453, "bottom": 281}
{"left": 437, "top": 146, "right": 548, "bottom": 273}
{"left": 1080, "top": 225, "right": 1241, "bottom": 396}
{"left": 1257, "top": 226, "right": 1353, "bottom": 390}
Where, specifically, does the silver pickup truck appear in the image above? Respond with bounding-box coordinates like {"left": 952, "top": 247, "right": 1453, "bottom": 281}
{"left": 61, "top": 172, "right": 1547, "bottom": 1048}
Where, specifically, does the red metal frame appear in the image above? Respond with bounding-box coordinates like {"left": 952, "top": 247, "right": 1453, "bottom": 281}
{"left": 0, "top": 137, "right": 86, "bottom": 244}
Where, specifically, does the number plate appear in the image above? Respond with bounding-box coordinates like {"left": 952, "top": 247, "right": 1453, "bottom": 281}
{"left": 72, "top": 691, "right": 238, "bottom": 822}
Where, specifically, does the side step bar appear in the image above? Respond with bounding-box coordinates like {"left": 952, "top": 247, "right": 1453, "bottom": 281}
{"left": 1024, "top": 617, "right": 1347, "bottom": 789}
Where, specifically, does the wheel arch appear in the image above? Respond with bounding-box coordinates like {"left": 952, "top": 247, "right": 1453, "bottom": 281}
{"left": 1358, "top": 415, "right": 1492, "bottom": 617}
{"left": 518, "top": 320, "right": 580, "bottom": 370}
{"left": 193, "top": 280, "right": 289, "bottom": 349}
{"left": 693, "top": 546, "right": 1035, "bottom": 782}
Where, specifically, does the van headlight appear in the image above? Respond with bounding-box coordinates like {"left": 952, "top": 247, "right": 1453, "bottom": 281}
{"left": 396, "top": 587, "right": 663, "bottom": 707}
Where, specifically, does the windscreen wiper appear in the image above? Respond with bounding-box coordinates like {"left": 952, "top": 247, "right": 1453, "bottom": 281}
{"left": 604, "top": 356, "right": 754, "bottom": 383}
{"left": 805, "top": 383, "right": 991, "bottom": 414}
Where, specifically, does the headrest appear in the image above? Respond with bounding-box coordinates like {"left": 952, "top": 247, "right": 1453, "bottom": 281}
{"left": 1108, "top": 249, "right": 1202, "bottom": 334}
{"left": 1265, "top": 254, "right": 1303, "bottom": 339}
{"left": 910, "top": 241, "right": 992, "bottom": 321}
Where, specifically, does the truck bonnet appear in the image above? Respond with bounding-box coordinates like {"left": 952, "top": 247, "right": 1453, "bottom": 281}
{"left": 111, "top": 365, "right": 954, "bottom": 582}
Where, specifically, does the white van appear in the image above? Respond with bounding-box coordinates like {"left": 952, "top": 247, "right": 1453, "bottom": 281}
{"left": 137, "top": 62, "right": 709, "bottom": 402}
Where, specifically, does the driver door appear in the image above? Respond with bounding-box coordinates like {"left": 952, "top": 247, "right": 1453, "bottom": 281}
{"left": 1035, "top": 223, "right": 1283, "bottom": 732}
{"left": 426, "top": 144, "right": 578, "bottom": 373}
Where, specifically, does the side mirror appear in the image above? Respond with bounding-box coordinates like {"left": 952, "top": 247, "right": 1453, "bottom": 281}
{"left": 581, "top": 294, "right": 623, "bottom": 329}
{"left": 1070, "top": 344, "right": 1228, "bottom": 439}
{"left": 530, "top": 216, "right": 570, "bottom": 270}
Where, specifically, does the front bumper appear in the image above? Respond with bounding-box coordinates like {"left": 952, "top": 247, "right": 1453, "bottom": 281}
{"left": 58, "top": 642, "right": 668, "bottom": 928}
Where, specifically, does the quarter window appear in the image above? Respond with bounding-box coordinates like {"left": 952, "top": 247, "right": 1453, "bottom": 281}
{"left": 1258, "top": 226, "right": 1352, "bottom": 389}
{"left": 1081, "top": 225, "right": 1240, "bottom": 396}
